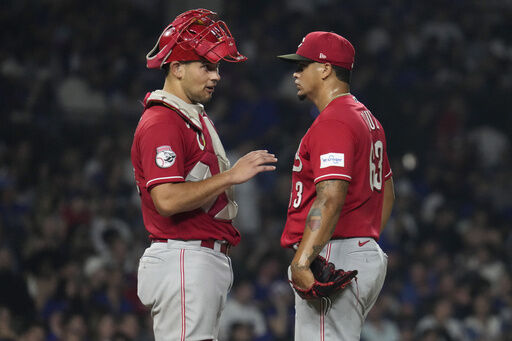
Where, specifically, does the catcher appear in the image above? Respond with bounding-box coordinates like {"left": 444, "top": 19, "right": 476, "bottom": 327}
{"left": 133, "top": 8, "right": 277, "bottom": 341}
{"left": 278, "top": 31, "right": 395, "bottom": 340}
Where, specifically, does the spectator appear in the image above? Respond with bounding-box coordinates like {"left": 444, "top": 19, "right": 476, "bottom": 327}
{"left": 0, "top": 307, "right": 17, "bottom": 341}
{"left": 219, "top": 280, "right": 267, "bottom": 340}
{"left": 60, "top": 313, "right": 88, "bottom": 341}
{"left": 117, "top": 312, "right": 143, "bottom": 341}
{"left": 93, "top": 312, "right": 116, "bottom": 341}
{"left": 0, "top": 247, "right": 35, "bottom": 322}
{"left": 265, "top": 281, "right": 294, "bottom": 341}
{"left": 464, "top": 294, "right": 503, "bottom": 340}
{"left": 361, "top": 300, "right": 400, "bottom": 341}
{"left": 228, "top": 322, "right": 256, "bottom": 341}
{"left": 416, "top": 298, "right": 465, "bottom": 340}
{"left": 18, "top": 323, "right": 46, "bottom": 341}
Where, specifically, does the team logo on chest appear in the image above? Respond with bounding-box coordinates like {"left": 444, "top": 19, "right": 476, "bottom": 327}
{"left": 155, "top": 145, "right": 176, "bottom": 168}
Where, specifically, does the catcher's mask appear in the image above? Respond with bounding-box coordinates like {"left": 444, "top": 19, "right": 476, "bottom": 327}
{"left": 146, "top": 8, "right": 247, "bottom": 68}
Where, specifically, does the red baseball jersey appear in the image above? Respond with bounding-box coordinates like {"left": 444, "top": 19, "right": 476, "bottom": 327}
{"left": 131, "top": 92, "right": 241, "bottom": 245}
{"left": 281, "top": 95, "right": 392, "bottom": 248}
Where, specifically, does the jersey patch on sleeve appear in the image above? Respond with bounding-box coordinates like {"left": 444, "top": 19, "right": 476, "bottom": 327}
{"left": 155, "top": 145, "right": 176, "bottom": 168}
{"left": 320, "top": 153, "right": 344, "bottom": 168}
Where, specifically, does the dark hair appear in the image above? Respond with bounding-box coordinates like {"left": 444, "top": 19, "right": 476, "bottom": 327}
{"left": 332, "top": 65, "right": 351, "bottom": 84}
{"left": 162, "top": 60, "right": 199, "bottom": 77}
{"left": 162, "top": 63, "right": 170, "bottom": 77}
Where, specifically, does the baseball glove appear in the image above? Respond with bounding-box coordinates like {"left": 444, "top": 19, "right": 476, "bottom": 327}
{"left": 291, "top": 255, "right": 358, "bottom": 300}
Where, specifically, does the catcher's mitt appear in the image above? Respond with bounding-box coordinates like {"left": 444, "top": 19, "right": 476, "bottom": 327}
{"left": 291, "top": 255, "right": 357, "bottom": 300}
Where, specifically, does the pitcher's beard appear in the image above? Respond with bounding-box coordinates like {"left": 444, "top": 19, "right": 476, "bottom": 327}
{"left": 298, "top": 94, "right": 306, "bottom": 101}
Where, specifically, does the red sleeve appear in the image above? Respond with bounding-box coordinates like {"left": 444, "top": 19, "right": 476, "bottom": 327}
{"left": 139, "top": 122, "right": 186, "bottom": 191}
{"left": 308, "top": 120, "right": 356, "bottom": 184}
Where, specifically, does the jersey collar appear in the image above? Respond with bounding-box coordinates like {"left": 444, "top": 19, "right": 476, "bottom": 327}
{"left": 146, "top": 89, "right": 205, "bottom": 130}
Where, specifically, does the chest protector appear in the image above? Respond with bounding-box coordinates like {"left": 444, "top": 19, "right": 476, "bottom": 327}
{"left": 144, "top": 90, "right": 238, "bottom": 220}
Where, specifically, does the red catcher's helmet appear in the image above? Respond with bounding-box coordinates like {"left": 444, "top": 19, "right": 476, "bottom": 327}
{"left": 146, "top": 8, "right": 247, "bottom": 69}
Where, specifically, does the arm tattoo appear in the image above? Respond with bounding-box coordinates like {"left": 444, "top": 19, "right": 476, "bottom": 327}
{"left": 316, "top": 180, "right": 347, "bottom": 234}
{"left": 305, "top": 182, "right": 329, "bottom": 232}
{"left": 306, "top": 208, "right": 322, "bottom": 231}
{"left": 291, "top": 263, "right": 309, "bottom": 271}
{"left": 307, "top": 245, "right": 324, "bottom": 263}
{"left": 292, "top": 244, "right": 324, "bottom": 271}
{"left": 300, "top": 180, "right": 348, "bottom": 265}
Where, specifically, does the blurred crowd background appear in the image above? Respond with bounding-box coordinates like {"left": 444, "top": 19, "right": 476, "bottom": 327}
{"left": 1, "top": 0, "right": 512, "bottom": 340}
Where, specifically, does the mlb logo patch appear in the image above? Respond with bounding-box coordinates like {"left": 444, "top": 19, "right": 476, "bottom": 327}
{"left": 155, "top": 145, "right": 176, "bottom": 168}
{"left": 320, "top": 153, "right": 344, "bottom": 168}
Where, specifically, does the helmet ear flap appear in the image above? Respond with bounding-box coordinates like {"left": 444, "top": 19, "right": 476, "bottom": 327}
{"left": 146, "top": 24, "right": 178, "bottom": 69}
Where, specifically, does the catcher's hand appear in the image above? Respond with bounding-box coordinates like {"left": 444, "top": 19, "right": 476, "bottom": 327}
{"left": 291, "top": 255, "right": 357, "bottom": 300}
